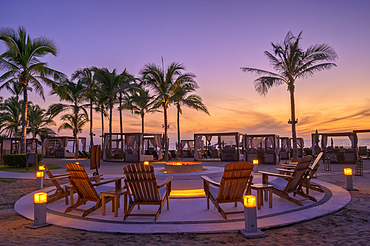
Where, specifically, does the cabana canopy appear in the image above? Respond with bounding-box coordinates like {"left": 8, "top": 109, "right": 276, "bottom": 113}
{"left": 42, "top": 136, "right": 86, "bottom": 158}
{"left": 180, "top": 140, "right": 194, "bottom": 158}
{"left": 244, "top": 134, "right": 280, "bottom": 164}
{"left": 104, "top": 133, "right": 163, "bottom": 162}
{"left": 193, "top": 132, "right": 244, "bottom": 161}
{"left": 311, "top": 131, "right": 357, "bottom": 163}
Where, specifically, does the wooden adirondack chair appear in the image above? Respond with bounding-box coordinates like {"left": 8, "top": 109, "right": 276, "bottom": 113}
{"left": 43, "top": 164, "right": 70, "bottom": 204}
{"left": 259, "top": 157, "right": 316, "bottom": 206}
{"left": 201, "top": 162, "right": 254, "bottom": 219}
{"left": 65, "top": 163, "right": 124, "bottom": 217}
{"left": 123, "top": 164, "right": 173, "bottom": 221}
{"left": 278, "top": 153, "right": 324, "bottom": 194}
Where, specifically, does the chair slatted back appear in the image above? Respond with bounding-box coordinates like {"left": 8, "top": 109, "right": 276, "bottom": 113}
{"left": 124, "top": 164, "right": 161, "bottom": 203}
{"left": 284, "top": 156, "right": 312, "bottom": 193}
{"left": 217, "top": 162, "right": 254, "bottom": 201}
{"left": 308, "top": 152, "right": 323, "bottom": 178}
{"left": 65, "top": 163, "right": 99, "bottom": 201}
{"left": 43, "top": 164, "right": 65, "bottom": 191}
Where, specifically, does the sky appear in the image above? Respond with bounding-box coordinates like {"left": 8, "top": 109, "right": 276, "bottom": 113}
{"left": 1, "top": 0, "right": 370, "bottom": 146}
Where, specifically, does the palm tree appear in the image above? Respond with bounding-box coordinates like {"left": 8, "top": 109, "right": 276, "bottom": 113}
{"left": 27, "top": 103, "right": 56, "bottom": 141}
{"left": 58, "top": 113, "right": 88, "bottom": 138}
{"left": 140, "top": 61, "right": 197, "bottom": 161}
{"left": 0, "top": 26, "right": 66, "bottom": 153}
{"left": 94, "top": 68, "right": 133, "bottom": 150}
{"left": 0, "top": 97, "right": 22, "bottom": 137}
{"left": 48, "top": 79, "right": 88, "bottom": 159}
{"left": 72, "top": 67, "right": 97, "bottom": 149}
{"left": 122, "top": 84, "right": 160, "bottom": 133}
{"left": 95, "top": 91, "right": 109, "bottom": 149}
{"left": 173, "top": 83, "right": 210, "bottom": 154}
{"left": 241, "top": 31, "right": 337, "bottom": 161}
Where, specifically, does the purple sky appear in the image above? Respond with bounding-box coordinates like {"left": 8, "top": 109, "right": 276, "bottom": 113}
{"left": 1, "top": 0, "right": 370, "bottom": 145}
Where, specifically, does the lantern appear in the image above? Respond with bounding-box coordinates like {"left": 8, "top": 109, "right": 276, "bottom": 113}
{"left": 26, "top": 192, "right": 49, "bottom": 228}
{"left": 344, "top": 168, "right": 352, "bottom": 176}
{"left": 240, "top": 195, "right": 265, "bottom": 238}
{"left": 34, "top": 192, "right": 47, "bottom": 204}
{"left": 144, "top": 161, "right": 149, "bottom": 166}
{"left": 36, "top": 171, "right": 44, "bottom": 178}
{"left": 253, "top": 159, "right": 258, "bottom": 165}
{"left": 243, "top": 195, "right": 256, "bottom": 208}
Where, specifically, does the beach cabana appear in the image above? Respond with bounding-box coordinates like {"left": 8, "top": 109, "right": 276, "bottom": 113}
{"left": 353, "top": 129, "right": 370, "bottom": 159}
{"left": 0, "top": 138, "right": 39, "bottom": 162}
{"left": 244, "top": 134, "right": 280, "bottom": 164}
{"left": 311, "top": 131, "right": 357, "bottom": 164}
{"left": 279, "top": 137, "right": 291, "bottom": 160}
{"left": 193, "top": 132, "right": 244, "bottom": 161}
{"left": 42, "top": 136, "right": 86, "bottom": 158}
{"left": 103, "top": 133, "right": 163, "bottom": 162}
{"left": 180, "top": 140, "right": 194, "bottom": 158}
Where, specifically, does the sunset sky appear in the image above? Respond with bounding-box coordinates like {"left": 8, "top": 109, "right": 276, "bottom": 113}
{"left": 1, "top": 0, "right": 370, "bottom": 145}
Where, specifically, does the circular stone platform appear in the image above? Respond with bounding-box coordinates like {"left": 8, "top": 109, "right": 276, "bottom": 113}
{"left": 15, "top": 177, "right": 351, "bottom": 234}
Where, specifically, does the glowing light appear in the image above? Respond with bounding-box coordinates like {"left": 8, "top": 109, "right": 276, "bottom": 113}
{"left": 244, "top": 195, "right": 256, "bottom": 208}
{"left": 173, "top": 162, "right": 182, "bottom": 166}
{"left": 34, "top": 192, "right": 47, "bottom": 203}
{"left": 253, "top": 160, "right": 258, "bottom": 165}
{"left": 344, "top": 168, "right": 352, "bottom": 176}
{"left": 170, "top": 189, "right": 205, "bottom": 197}
{"left": 36, "top": 171, "right": 44, "bottom": 178}
{"left": 75, "top": 162, "right": 79, "bottom": 165}
{"left": 38, "top": 166, "right": 45, "bottom": 171}
{"left": 144, "top": 161, "right": 149, "bottom": 166}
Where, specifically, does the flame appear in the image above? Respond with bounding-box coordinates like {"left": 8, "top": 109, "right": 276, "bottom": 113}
{"left": 172, "top": 162, "right": 182, "bottom": 166}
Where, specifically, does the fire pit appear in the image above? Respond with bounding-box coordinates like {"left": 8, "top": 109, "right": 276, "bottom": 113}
{"left": 163, "top": 162, "right": 204, "bottom": 173}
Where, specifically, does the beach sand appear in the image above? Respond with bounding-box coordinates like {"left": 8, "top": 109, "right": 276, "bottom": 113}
{"left": 1, "top": 164, "right": 370, "bottom": 245}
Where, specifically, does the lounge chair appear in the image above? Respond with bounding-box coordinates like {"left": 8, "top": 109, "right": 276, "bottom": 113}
{"left": 123, "top": 163, "right": 173, "bottom": 221}
{"left": 43, "top": 164, "right": 70, "bottom": 204}
{"left": 201, "top": 162, "right": 254, "bottom": 219}
{"left": 259, "top": 156, "right": 316, "bottom": 206}
{"left": 279, "top": 152, "right": 324, "bottom": 194}
{"left": 169, "top": 150, "right": 177, "bottom": 160}
{"left": 359, "top": 146, "right": 369, "bottom": 158}
{"left": 65, "top": 163, "right": 124, "bottom": 217}
{"left": 210, "top": 149, "right": 219, "bottom": 160}
{"left": 105, "top": 149, "right": 113, "bottom": 160}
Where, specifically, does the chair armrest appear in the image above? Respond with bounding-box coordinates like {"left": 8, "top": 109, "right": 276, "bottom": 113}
{"left": 51, "top": 173, "right": 70, "bottom": 178}
{"left": 276, "top": 168, "right": 294, "bottom": 173}
{"left": 91, "top": 177, "right": 124, "bottom": 187}
{"left": 258, "top": 171, "right": 293, "bottom": 180}
{"left": 158, "top": 176, "right": 173, "bottom": 188}
{"left": 201, "top": 175, "right": 220, "bottom": 187}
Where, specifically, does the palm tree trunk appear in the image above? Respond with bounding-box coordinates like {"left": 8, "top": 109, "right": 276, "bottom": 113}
{"left": 21, "top": 85, "right": 28, "bottom": 154}
{"left": 90, "top": 99, "right": 94, "bottom": 148}
{"left": 119, "top": 93, "right": 123, "bottom": 135}
{"left": 290, "top": 84, "right": 299, "bottom": 161}
{"left": 74, "top": 112, "right": 79, "bottom": 159}
{"left": 177, "top": 104, "right": 181, "bottom": 156}
{"left": 164, "top": 106, "right": 169, "bottom": 162}
{"left": 109, "top": 102, "right": 113, "bottom": 150}
{"left": 101, "top": 106, "right": 105, "bottom": 157}
{"left": 141, "top": 112, "right": 144, "bottom": 134}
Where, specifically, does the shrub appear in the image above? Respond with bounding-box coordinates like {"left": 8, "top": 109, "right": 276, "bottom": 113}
{"left": 3, "top": 153, "right": 44, "bottom": 168}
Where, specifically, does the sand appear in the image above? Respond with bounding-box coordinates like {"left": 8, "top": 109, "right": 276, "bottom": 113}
{"left": 1, "top": 164, "right": 370, "bottom": 245}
